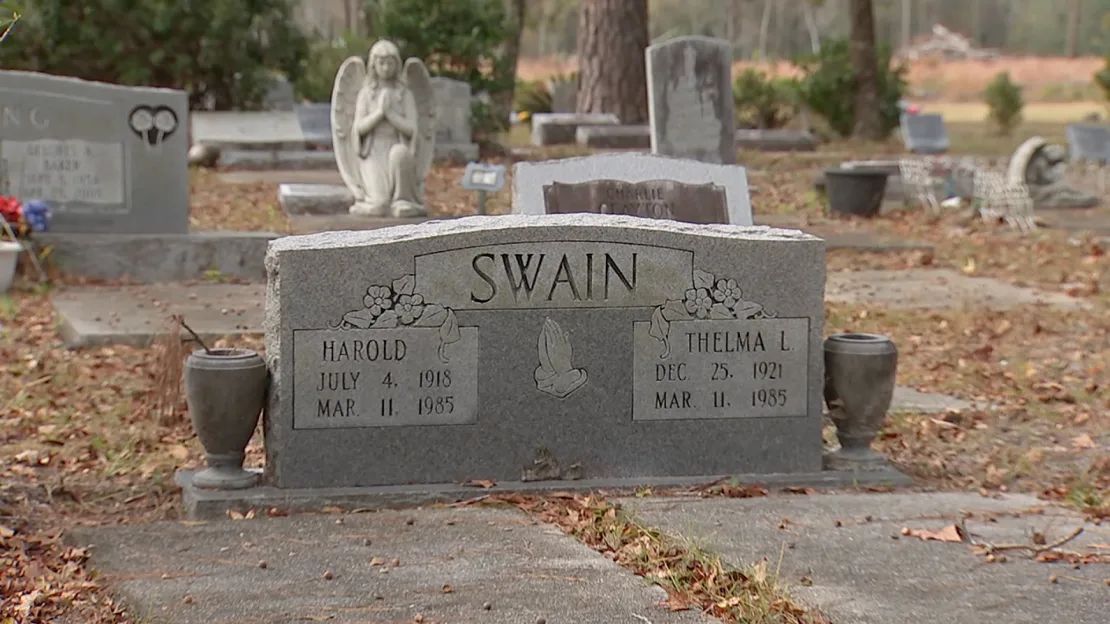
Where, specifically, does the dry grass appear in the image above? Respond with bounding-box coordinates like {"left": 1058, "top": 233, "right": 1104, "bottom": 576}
{"left": 519, "top": 54, "right": 1107, "bottom": 104}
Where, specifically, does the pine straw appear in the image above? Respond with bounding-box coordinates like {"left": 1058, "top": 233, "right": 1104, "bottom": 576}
{"left": 147, "top": 316, "right": 188, "bottom": 427}
{"left": 475, "top": 493, "right": 829, "bottom": 624}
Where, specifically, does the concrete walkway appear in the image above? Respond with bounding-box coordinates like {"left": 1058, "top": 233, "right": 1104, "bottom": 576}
{"left": 827, "top": 269, "right": 1087, "bottom": 311}
{"left": 72, "top": 506, "right": 712, "bottom": 624}
{"left": 621, "top": 492, "right": 1108, "bottom": 624}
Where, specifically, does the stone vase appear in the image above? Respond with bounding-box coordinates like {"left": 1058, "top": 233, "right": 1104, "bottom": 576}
{"left": 184, "top": 348, "right": 267, "bottom": 489}
{"left": 0, "top": 241, "right": 20, "bottom": 293}
{"left": 824, "top": 168, "right": 889, "bottom": 218}
{"left": 823, "top": 333, "right": 897, "bottom": 469}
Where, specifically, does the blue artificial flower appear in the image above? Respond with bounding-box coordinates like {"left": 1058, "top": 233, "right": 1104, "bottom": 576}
{"left": 22, "top": 200, "right": 51, "bottom": 232}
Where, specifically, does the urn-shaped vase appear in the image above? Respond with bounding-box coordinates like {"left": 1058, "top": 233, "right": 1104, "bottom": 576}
{"left": 184, "top": 348, "right": 268, "bottom": 489}
{"left": 823, "top": 333, "right": 897, "bottom": 468}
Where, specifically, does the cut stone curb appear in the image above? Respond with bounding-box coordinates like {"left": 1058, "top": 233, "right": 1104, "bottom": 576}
{"left": 827, "top": 269, "right": 1088, "bottom": 311}
{"left": 621, "top": 492, "right": 1109, "bottom": 624}
{"left": 53, "top": 283, "right": 265, "bottom": 348}
{"left": 70, "top": 506, "right": 715, "bottom": 624}
{"left": 177, "top": 470, "right": 912, "bottom": 520}
{"left": 890, "top": 386, "right": 974, "bottom": 413}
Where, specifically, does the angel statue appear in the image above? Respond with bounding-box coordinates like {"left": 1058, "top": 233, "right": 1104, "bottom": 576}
{"left": 331, "top": 39, "right": 435, "bottom": 218}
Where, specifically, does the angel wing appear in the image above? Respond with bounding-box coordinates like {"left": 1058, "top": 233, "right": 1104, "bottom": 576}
{"left": 403, "top": 58, "right": 436, "bottom": 199}
{"left": 331, "top": 56, "right": 367, "bottom": 198}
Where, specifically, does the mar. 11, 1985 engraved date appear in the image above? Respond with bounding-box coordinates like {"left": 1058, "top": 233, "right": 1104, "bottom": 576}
{"left": 631, "top": 318, "right": 808, "bottom": 420}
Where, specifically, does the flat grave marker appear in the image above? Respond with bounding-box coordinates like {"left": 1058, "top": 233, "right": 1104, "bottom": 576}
{"left": 0, "top": 70, "right": 188, "bottom": 234}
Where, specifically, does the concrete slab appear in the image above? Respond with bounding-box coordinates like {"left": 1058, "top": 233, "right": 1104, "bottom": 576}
{"left": 891, "top": 386, "right": 974, "bottom": 413}
{"left": 622, "top": 492, "right": 1108, "bottom": 624}
{"left": 71, "top": 506, "right": 715, "bottom": 624}
{"left": 754, "top": 215, "right": 932, "bottom": 253}
{"left": 217, "top": 170, "right": 343, "bottom": 185}
{"left": 827, "top": 269, "right": 1087, "bottom": 310}
{"left": 53, "top": 283, "right": 265, "bottom": 348}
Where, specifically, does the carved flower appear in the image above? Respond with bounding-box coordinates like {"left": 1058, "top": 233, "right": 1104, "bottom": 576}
{"left": 683, "top": 288, "right": 713, "bottom": 320}
{"left": 712, "top": 279, "right": 743, "bottom": 307}
{"left": 396, "top": 293, "right": 425, "bottom": 325}
{"left": 363, "top": 285, "right": 393, "bottom": 317}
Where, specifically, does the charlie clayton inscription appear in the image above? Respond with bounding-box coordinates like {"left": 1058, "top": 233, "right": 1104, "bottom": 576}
{"left": 542, "top": 179, "right": 728, "bottom": 223}
{"left": 267, "top": 215, "right": 825, "bottom": 488}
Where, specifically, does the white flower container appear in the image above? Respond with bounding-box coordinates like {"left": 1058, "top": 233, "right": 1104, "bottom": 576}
{"left": 0, "top": 241, "right": 20, "bottom": 293}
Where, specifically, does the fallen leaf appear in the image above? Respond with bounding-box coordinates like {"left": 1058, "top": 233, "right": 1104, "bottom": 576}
{"left": 902, "top": 524, "right": 965, "bottom": 543}
{"left": 1072, "top": 434, "right": 1095, "bottom": 450}
{"left": 463, "top": 479, "right": 496, "bottom": 489}
{"left": 169, "top": 444, "right": 189, "bottom": 461}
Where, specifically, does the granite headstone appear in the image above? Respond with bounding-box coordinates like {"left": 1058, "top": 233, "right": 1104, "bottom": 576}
{"left": 264, "top": 214, "right": 824, "bottom": 488}
{"left": 512, "top": 152, "right": 752, "bottom": 225}
{"left": 900, "top": 113, "right": 949, "bottom": 154}
{"left": 646, "top": 36, "right": 735, "bottom": 164}
{"left": 430, "top": 77, "right": 479, "bottom": 162}
{"left": 1065, "top": 124, "right": 1109, "bottom": 163}
{"left": 0, "top": 70, "right": 188, "bottom": 234}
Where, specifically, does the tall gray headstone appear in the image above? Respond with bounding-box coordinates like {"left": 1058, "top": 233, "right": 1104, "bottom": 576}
{"left": 548, "top": 79, "right": 576, "bottom": 114}
{"left": 646, "top": 36, "right": 735, "bottom": 164}
{"left": 264, "top": 215, "right": 824, "bottom": 488}
{"left": 512, "top": 153, "right": 753, "bottom": 225}
{"left": 0, "top": 70, "right": 188, "bottom": 234}
{"left": 430, "top": 77, "right": 479, "bottom": 162}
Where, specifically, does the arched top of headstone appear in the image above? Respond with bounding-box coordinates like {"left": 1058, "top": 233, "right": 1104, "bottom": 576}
{"left": 1006, "top": 136, "right": 1047, "bottom": 186}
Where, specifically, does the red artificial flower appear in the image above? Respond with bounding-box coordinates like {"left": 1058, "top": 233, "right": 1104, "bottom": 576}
{"left": 0, "top": 195, "right": 22, "bottom": 226}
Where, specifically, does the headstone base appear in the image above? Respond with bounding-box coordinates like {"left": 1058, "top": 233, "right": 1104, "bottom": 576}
{"left": 576, "top": 125, "right": 651, "bottom": 149}
{"left": 38, "top": 231, "right": 276, "bottom": 283}
{"left": 531, "top": 113, "right": 620, "bottom": 146}
{"left": 176, "top": 467, "right": 913, "bottom": 519}
{"left": 221, "top": 150, "right": 337, "bottom": 171}
{"left": 278, "top": 183, "right": 352, "bottom": 215}
{"left": 735, "top": 129, "right": 818, "bottom": 152}
{"left": 433, "top": 142, "right": 480, "bottom": 163}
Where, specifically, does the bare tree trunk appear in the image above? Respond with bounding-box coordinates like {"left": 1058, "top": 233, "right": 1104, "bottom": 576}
{"left": 576, "top": 0, "right": 649, "bottom": 124}
{"left": 491, "top": 0, "right": 526, "bottom": 131}
{"left": 757, "top": 0, "right": 772, "bottom": 59}
{"left": 900, "top": 0, "right": 911, "bottom": 50}
{"left": 803, "top": 1, "right": 821, "bottom": 54}
{"left": 1065, "top": 0, "right": 1082, "bottom": 57}
{"left": 849, "top": 0, "right": 883, "bottom": 140}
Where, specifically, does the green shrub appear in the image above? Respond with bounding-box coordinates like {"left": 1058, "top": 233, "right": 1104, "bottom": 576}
{"left": 795, "top": 39, "right": 907, "bottom": 138}
{"left": 295, "top": 33, "right": 374, "bottom": 103}
{"left": 1095, "top": 53, "right": 1110, "bottom": 106}
{"left": 0, "top": 0, "right": 307, "bottom": 110}
{"left": 371, "top": 0, "right": 513, "bottom": 134}
{"left": 732, "top": 69, "right": 799, "bottom": 129}
{"left": 984, "top": 72, "right": 1024, "bottom": 135}
{"left": 514, "top": 79, "right": 553, "bottom": 118}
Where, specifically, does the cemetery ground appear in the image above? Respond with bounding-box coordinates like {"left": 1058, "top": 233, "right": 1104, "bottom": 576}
{"left": 2, "top": 131, "right": 1108, "bottom": 622}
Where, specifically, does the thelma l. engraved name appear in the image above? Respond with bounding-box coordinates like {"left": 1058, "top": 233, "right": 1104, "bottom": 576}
{"left": 415, "top": 242, "right": 694, "bottom": 310}
{"left": 632, "top": 318, "right": 809, "bottom": 421}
